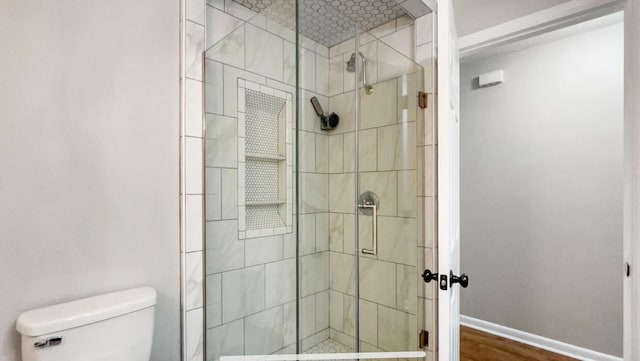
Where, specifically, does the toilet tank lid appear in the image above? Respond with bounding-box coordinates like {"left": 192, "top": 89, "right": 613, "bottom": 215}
{"left": 16, "top": 287, "right": 157, "bottom": 336}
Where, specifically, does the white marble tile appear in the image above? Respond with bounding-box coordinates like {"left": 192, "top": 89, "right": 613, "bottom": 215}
{"left": 221, "top": 168, "right": 238, "bottom": 219}
{"left": 206, "top": 220, "right": 244, "bottom": 273}
{"left": 359, "top": 257, "right": 396, "bottom": 308}
{"left": 226, "top": 68, "right": 266, "bottom": 118}
{"left": 378, "top": 305, "right": 417, "bottom": 351}
{"left": 329, "top": 38, "right": 355, "bottom": 59}
{"left": 300, "top": 252, "right": 329, "bottom": 296}
{"left": 329, "top": 56, "right": 344, "bottom": 96}
{"left": 422, "top": 246, "right": 435, "bottom": 299}
{"left": 328, "top": 134, "right": 344, "bottom": 174}
{"left": 186, "top": 308, "right": 204, "bottom": 361}
{"left": 343, "top": 296, "right": 377, "bottom": 345}
{"left": 207, "top": 0, "right": 224, "bottom": 10}
{"left": 397, "top": 264, "right": 417, "bottom": 314}
{"left": 222, "top": 265, "right": 265, "bottom": 322}
{"left": 369, "top": 19, "right": 397, "bottom": 39}
{"left": 424, "top": 196, "right": 435, "bottom": 247}
{"left": 245, "top": 235, "right": 283, "bottom": 266}
{"left": 329, "top": 213, "right": 344, "bottom": 252}
{"left": 415, "top": 13, "right": 434, "bottom": 46}
{"left": 267, "top": 18, "right": 295, "bottom": 43}
{"left": 301, "top": 295, "right": 316, "bottom": 338}
{"left": 398, "top": 170, "right": 417, "bottom": 217}
{"left": 299, "top": 213, "right": 316, "bottom": 255}
{"left": 329, "top": 173, "right": 355, "bottom": 214}
{"left": 206, "top": 6, "right": 244, "bottom": 49}
{"left": 205, "top": 114, "right": 237, "bottom": 168}
{"left": 186, "top": 195, "right": 204, "bottom": 252}
{"left": 378, "top": 42, "right": 419, "bottom": 83}
{"left": 265, "top": 258, "right": 296, "bottom": 307}
{"left": 315, "top": 213, "right": 329, "bottom": 252}
{"left": 377, "top": 216, "right": 417, "bottom": 266}
{"left": 360, "top": 171, "right": 398, "bottom": 216}
{"left": 380, "top": 25, "right": 415, "bottom": 59}
{"left": 283, "top": 41, "right": 296, "bottom": 86}
{"left": 416, "top": 43, "right": 434, "bottom": 93}
{"left": 207, "top": 319, "right": 243, "bottom": 361}
{"left": 329, "top": 252, "right": 355, "bottom": 295}
{"left": 423, "top": 145, "right": 434, "bottom": 196}
{"left": 316, "top": 55, "right": 329, "bottom": 96}
{"left": 359, "top": 128, "right": 377, "bottom": 172}
{"left": 186, "top": 79, "right": 203, "bottom": 137}
{"left": 315, "top": 290, "right": 329, "bottom": 331}
{"left": 186, "top": 21, "right": 205, "bottom": 80}
{"left": 206, "top": 273, "right": 222, "bottom": 327}
{"left": 343, "top": 132, "right": 355, "bottom": 173}
{"left": 185, "top": 252, "right": 204, "bottom": 310}
{"left": 377, "top": 122, "right": 416, "bottom": 171}
{"left": 207, "top": 25, "right": 245, "bottom": 70}
{"left": 300, "top": 48, "right": 316, "bottom": 92}
{"left": 329, "top": 290, "right": 344, "bottom": 331}
{"left": 245, "top": 306, "right": 284, "bottom": 355}
{"left": 343, "top": 213, "right": 356, "bottom": 254}
{"left": 283, "top": 301, "right": 297, "bottom": 347}
{"left": 186, "top": 137, "right": 203, "bottom": 194}
{"left": 283, "top": 222, "right": 296, "bottom": 258}
{"left": 300, "top": 131, "right": 316, "bottom": 173}
{"left": 187, "top": 0, "right": 205, "bottom": 25}
{"left": 248, "top": 13, "right": 266, "bottom": 29}
{"left": 205, "top": 168, "right": 221, "bottom": 220}
{"left": 328, "top": 92, "right": 355, "bottom": 133}
{"left": 329, "top": 329, "right": 356, "bottom": 350}
{"left": 360, "top": 78, "right": 397, "bottom": 129}
{"left": 224, "top": 0, "right": 256, "bottom": 20}
{"left": 315, "top": 134, "right": 329, "bottom": 173}
{"left": 300, "top": 173, "right": 329, "bottom": 213}
{"left": 246, "top": 24, "right": 284, "bottom": 81}
{"left": 205, "top": 59, "right": 223, "bottom": 115}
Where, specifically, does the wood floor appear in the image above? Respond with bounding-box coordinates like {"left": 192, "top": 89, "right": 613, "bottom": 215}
{"left": 460, "top": 326, "right": 578, "bottom": 361}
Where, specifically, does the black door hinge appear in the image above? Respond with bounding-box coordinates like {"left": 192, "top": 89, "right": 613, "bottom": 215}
{"left": 627, "top": 262, "right": 631, "bottom": 277}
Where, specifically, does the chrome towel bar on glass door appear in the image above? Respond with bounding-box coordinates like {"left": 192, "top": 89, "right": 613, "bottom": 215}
{"left": 358, "top": 191, "right": 380, "bottom": 256}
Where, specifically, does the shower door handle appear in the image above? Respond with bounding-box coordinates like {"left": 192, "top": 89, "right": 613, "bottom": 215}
{"left": 359, "top": 203, "right": 377, "bottom": 256}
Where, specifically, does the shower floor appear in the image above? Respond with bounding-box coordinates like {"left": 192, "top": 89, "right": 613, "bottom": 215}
{"left": 304, "top": 339, "right": 353, "bottom": 354}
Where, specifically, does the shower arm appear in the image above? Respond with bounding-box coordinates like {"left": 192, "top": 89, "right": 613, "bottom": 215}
{"left": 360, "top": 53, "right": 372, "bottom": 91}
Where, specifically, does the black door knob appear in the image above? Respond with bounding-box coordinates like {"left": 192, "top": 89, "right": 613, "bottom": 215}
{"left": 450, "top": 271, "right": 469, "bottom": 288}
{"left": 421, "top": 269, "right": 438, "bottom": 283}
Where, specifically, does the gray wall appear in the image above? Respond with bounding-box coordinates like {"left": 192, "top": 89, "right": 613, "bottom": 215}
{"left": 0, "top": 1, "right": 180, "bottom": 360}
{"left": 460, "top": 23, "right": 623, "bottom": 356}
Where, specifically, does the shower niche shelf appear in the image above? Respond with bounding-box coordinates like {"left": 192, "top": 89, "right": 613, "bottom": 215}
{"left": 237, "top": 80, "right": 293, "bottom": 239}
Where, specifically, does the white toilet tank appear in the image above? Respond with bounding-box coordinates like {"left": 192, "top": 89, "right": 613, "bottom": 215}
{"left": 16, "top": 287, "right": 157, "bottom": 361}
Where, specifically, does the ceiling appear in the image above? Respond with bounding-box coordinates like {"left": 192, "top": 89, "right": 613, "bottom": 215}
{"left": 452, "top": 0, "right": 571, "bottom": 37}
{"left": 233, "top": 0, "right": 409, "bottom": 47}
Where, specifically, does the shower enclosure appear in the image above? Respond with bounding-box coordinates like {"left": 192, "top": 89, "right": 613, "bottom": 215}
{"left": 203, "top": 0, "right": 436, "bottom": 359}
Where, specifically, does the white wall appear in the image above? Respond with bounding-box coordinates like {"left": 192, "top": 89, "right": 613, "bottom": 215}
{"left": 460, "top": 22, "right": 624, "bottom": 356}
{"left": 0, "top": 1, "right": 180, "bottom": 360}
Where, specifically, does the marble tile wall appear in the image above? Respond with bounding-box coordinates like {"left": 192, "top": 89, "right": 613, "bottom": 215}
{"left": 202, "top": 2, "right": 333, "bottom": 361}
{"left": 325, "top": 14, "right": 437, "bottom": 360}
{"left": 182, "top": 0, "right": 206, "bottom": 360}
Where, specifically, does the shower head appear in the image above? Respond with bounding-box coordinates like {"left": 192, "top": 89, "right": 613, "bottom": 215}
{"left": 346, "top": 52, "right": 361, "bottom": 73}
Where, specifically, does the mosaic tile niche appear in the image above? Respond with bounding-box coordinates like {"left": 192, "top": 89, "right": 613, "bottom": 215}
{"left": 237, "top": 80, "right": 294, "bottom": 239}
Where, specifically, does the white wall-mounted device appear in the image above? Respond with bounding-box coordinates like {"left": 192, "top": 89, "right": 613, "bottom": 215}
{"left": 478, "top": 70, "right": 504, "bottom": 88}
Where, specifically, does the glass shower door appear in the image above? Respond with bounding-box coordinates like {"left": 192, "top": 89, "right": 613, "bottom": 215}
{"left": 352, "top": 39, "right": 425, "bottom": 354}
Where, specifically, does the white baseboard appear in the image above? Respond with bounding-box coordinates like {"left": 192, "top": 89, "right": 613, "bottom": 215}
{"left": 460, "top": 315, "right": 622, "bottom": 361}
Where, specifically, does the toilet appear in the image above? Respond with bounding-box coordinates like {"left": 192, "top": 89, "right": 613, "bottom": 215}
{"left": 16, "top": 287, "right": 157, "bottom": 361}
